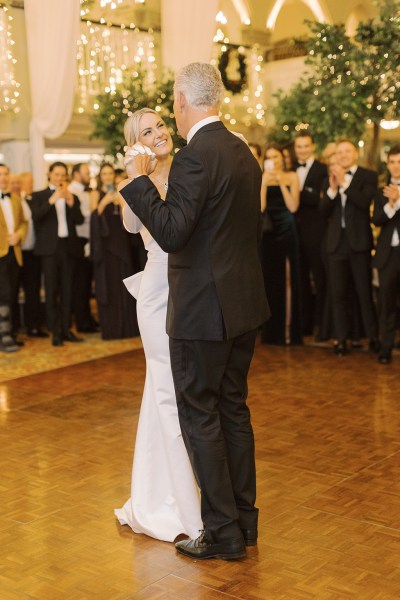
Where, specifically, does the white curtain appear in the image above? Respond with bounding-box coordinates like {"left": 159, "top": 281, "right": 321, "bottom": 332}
{"left": 24, "top": 0, "right": 80, "bottom": 190}
{"left": 161, "top": 0, "right": 219, "bottom": 73}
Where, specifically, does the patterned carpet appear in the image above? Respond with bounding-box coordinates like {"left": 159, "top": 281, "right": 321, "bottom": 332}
{"left": 0, "top": 332, "right": 143, "bottom": 383}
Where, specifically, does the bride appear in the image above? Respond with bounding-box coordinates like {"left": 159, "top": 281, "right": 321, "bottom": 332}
{"left": 114, "top": 108, "right": 202, "bottom": 541}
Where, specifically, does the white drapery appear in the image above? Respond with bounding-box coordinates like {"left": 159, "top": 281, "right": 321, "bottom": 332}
{"left": 24, "top": 0, "right": 80, "bottom": 190}
{"left": 161, "top": 0, "right": 219, "bottom": 73}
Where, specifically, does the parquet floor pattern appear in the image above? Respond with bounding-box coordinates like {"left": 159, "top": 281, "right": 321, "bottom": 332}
{"left": 0, "top": 343, "right": 399, "bottom": 599}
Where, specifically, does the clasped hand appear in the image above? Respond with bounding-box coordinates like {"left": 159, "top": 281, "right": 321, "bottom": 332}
{"left": 383, "top": 183, "right": 400, "bottom": 206}
{"left": 124, "top": 143, "right": 157, "bottom": 180}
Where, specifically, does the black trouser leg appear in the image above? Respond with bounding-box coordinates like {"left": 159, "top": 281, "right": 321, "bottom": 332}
{"left": 169, "top": 329, "right": 258, "bottom": 540}
{"left": 349, "top": 250, "right": 378, "bottom": 339}
{"left": 378, "top": 248, "right": 400, "bottom": 352}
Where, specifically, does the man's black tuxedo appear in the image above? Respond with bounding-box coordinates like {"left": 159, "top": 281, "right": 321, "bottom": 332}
{"left": 295, "top": 159, "right": 328, "bottom": 335}
{"left": 31, "top": 188, "right": 83, "bottom": 258}
{"left": 372, "top": 188, "right": 400, "bottom": 353}
{"left": 320, "top": 167, "right": 377, "bottom": 254}
{"left": 31, "top": 188, "right": 83, "bottom": 337}
{"left": 121, "top": 120, "right": 269, "bottom": 541}
{"left": 320, "top": 167, "right": 378, "bottom": 342}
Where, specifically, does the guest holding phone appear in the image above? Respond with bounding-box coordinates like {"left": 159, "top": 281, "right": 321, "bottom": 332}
{"left": 90, "top": 163, "right": 139, "bottom": 339}
{"left": 260, "top": 144, "right": 302, "bottom": 345}
{"left": 31, "top": 162, "right": 84, "bottom": 346}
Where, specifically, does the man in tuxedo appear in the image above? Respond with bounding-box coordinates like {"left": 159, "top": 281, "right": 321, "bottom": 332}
{"left": 372, "top": 145, "right": 400, "bottom": 364}
{"left": 31, "top": 162, "right": 84, "bottom": 346}
{"left": 119, "top": 63, "right": 269, "bottom": 560}
{"left": 294, "top": 132, "right": 328, "bottom": 338}
{"left": 18, "top": 172, "right": 48, "bottom": 337}
{"left": 320, "top": 139, "right": 379, "bottom": 355}
{"left": 68, "top": 163, "right": 98, "bottom": 333}
{"left": 0, "top": 164, "right": 27, "bottom": 353}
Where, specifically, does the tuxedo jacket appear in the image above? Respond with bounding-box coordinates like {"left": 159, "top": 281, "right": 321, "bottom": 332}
{"left": 120, "top": 121, "right": 270, "bottom": 341}
{"left": 31, "top": 188, "right": 84, "bottom": 257}
{"left": 372, "top": 188, "right": 400, "bottom": 269}
{"left": 0, "top": 194, "right": 28, "bottom": 266}
{"left": 295, "top": 159, "right": 328, "bottom": 246}
{"left": 320, "top": 166, "right": 378, "bottom": 254}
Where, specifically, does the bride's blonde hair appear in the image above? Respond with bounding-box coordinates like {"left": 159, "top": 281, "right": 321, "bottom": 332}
{"left": 124, "top": 108, "right": 159, "bottom": 146}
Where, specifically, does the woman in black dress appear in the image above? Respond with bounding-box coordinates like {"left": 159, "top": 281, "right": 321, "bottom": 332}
{"left": 90, "top": 163, "right": 139, "bottom": 340}
{"left": 260, "top": 144, "right": 302, "bottom": 345}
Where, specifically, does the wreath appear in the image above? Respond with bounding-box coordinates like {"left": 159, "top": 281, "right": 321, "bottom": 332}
{"left": 218, "top": 47, "right": 247, "bottom": 95}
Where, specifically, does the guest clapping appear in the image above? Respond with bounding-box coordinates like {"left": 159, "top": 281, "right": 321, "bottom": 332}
{"left": 260, "top": 144, "right": 302, "bottom": 345}
{"left": 90, "top": 163, "right": 139, "bottom": 340}
{"left": 372, "top": 145, "right": 400, "bottom": 364}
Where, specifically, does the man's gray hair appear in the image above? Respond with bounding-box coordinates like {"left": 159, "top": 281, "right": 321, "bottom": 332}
{"left": 174, "top": 62, "right": 224, "bottom": 110}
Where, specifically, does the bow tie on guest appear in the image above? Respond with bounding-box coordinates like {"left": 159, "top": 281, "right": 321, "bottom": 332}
{"left": 0, "top": 192, "right": 10, "bottom": 200}
{"left": 346, "top": 170, "right": 354, "bottom": 176}
{"left": 84, "top": 185, "right": 92, "bottom": 192}
{"left": 297, "top": 162, "right": 307, "bottom": 168}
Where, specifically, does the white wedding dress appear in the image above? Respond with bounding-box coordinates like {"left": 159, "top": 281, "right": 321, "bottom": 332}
{"left": 114, "top": 205, "right": 202, "bottom": 542}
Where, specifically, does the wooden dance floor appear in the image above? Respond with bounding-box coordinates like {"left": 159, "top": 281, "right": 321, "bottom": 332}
{"left": 1, "top": 342, "right": 399, "bottom": 599}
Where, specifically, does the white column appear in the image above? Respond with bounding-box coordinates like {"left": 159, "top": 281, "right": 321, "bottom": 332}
{"left": 24, "top": 0, "right": 80, "bottom": 190}
{"left": 161, "top": 0, "right": 219, "bottom": 73}
{"left": 0, "top": 141, "right": 31, "bottom": 173}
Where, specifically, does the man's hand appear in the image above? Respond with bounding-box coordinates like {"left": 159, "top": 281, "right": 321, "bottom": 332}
{"left": 124, "top": 144, "right": 157, "bottom": 180}
{"left": 8, "top": 232, "right": 20, "bottom": 246}
{"left": 383, "top": 183, "right": 400, "bottom": 206}
{"left": 330, "top": 165, "right": 345, "bottom": 187}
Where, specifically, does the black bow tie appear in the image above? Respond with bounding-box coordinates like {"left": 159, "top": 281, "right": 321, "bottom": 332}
{"left": 84, "top": 185, "right": 92, "bottom": 192}
{"left": 346, "top": 170, "right": 353, "bottom": 175}
{"left": 0, "top": 193, "right": 10, "bottom": 200}
{"left": 297, "top": 163, "right": 307, "bottom": 168}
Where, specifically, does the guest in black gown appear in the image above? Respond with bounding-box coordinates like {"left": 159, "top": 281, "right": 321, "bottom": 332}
{"left": 260, "top": 144, "right": 302, "bottom": 345}
{"left": 90, "top": 163, "right": 139, "bottom": 340}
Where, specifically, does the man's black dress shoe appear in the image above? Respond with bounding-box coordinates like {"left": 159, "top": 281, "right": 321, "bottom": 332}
{"left": 334, "top": 341, "right": 347, "bottom": 356}
{"left": 241, "top": 528, "right": 258, "bottom": 546}
{"left": 52, "top": 336, "right": 63, "bottom": 347}
{"left": 175, "top": 530, "right": 246, "bottom": 560}
{"left": 378, "top": 353, "right": 392, "bottom": 365}
{"left": 369, "top": 338, "right": 381, "bottom": 353}
{"left": 63, "top": 331, "right": 83, "bottom": 343}
{"left": 28, "top": 328, "right": 49, "bottom": 338}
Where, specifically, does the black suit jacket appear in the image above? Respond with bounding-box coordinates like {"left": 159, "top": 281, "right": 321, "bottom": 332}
{"left": 31, "top": 188, "right": 84, "bottom": 257}
{"left": 120, "top": 121, "right": 270, "bottom": 341}
{"left": 295, "top": 159, "right": 328, "bottom": 246}
{"left": 372, "top": 188, "right": 400, "bottom": 269}
{"left": 320, "top": 166, "right": 378, "bottom": 254}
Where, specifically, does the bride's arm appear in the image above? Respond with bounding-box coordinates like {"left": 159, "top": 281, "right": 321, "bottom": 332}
{"left": 118, "top": 178, "right": 144, "bottom": 233}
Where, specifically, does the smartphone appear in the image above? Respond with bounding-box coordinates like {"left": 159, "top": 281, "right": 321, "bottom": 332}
{"left": 264, "top": 159, "right": 275, "bottom": 171}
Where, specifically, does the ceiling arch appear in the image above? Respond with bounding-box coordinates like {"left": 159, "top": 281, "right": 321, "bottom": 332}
{"left": 266, "top": 0, "right": 332, "bottom": 29}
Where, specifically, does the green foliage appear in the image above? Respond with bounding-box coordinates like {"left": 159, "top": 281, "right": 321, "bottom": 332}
{"left": 90, "top": 70, "right": 183, "bottom": 158}
{"left": 271, "top": 0, "right": 400, "bottom": 160}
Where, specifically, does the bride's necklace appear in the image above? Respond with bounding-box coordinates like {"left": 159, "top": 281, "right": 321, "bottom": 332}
{"left": 153, "top": 177, "right": 168, "bottom": 191}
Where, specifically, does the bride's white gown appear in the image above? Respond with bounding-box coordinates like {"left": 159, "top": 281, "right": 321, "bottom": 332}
{"left": 114, "top": 206, "right": 202, "bottom": 542}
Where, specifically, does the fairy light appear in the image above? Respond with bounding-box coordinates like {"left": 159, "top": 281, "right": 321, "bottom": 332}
{"left": 0, "top": 3, "right": 20, "bottom": 114}
{"left": 76, "top": 17, "right": 158, "bottom": 112}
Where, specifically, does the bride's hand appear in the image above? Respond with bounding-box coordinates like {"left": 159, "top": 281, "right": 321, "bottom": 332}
{"left": 124, "top": 144, "right": 157, "bottom": 180}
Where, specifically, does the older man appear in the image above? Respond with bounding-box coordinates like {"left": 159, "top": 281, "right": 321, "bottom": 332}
{"left": 0, "top": 164, "right": 27, "bottom": 352}
{"left": 119, "top": 63, "right": 269, "bottom": 560}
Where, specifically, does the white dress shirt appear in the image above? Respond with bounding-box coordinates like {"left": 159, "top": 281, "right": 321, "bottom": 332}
{"left": 0, "top": 193, "right": 15, "bottom": 234}
{"left": 49, "top": 185, "right": 68, "bottom": 238}
{"left": 327, "top": 165, "right": 358, "bottom": 228}
{"left": 68, "top": 180, "right": 90, "bottom": 240}
{"left": 296, "top": 156, "right": 314, "bottom": 191}
{"left": 186, "top": 116, "right": 220, "bottom": 144}
{"left": 383, "top": 180, "right": 400, "bottom": 247}
{"left": 21, "top": 193, "right": 35, "bottom": 251}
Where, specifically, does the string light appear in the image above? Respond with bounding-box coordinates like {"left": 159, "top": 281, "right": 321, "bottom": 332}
{"left": 0, "top": 3, "right": 20, "bottom": 114}
{"left": 76, "top": 18, "right": 157, "bottom": 112}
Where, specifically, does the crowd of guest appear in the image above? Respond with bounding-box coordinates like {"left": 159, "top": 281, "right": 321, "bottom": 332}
{"left": 0, "top": 136, "right": 399, "bottom": 365}
{"left": 252, "top": 135, "right": 400, "bottom": 365}
{"left": 0, "top": 161, "right": 141, "bottom": 353}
